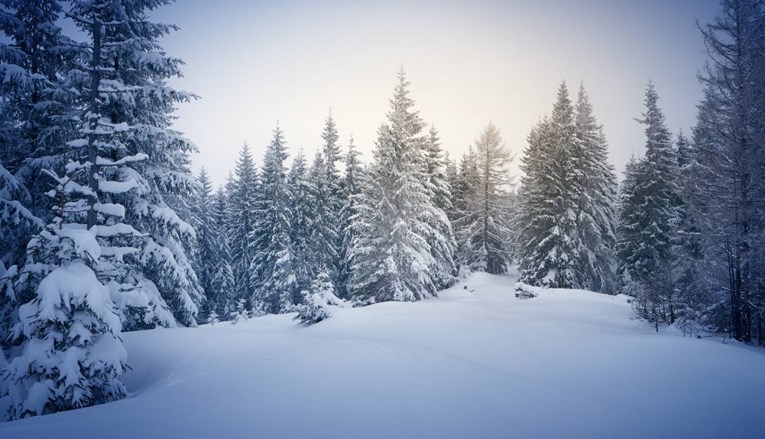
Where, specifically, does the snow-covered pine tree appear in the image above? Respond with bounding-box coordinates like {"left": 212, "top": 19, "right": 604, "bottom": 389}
{"left": 422, "top": 125, "right": 457, "bottom": 287}
{"left": 192, "top": 168, "right": 219, "bottom": 319}
{"left": 336, "top": 136, "right": 362, "bottom": 299}
{"left": 42, "top": 0, "right": 204, "bottom": 329}
{"left": 307, "top": 150, "right": 340, "bottom": 286}
{"left": 348, "top": 68, "right": 439, "bottom": 302}
{"left": 517, "top": 83, "right": 582, "bottom": 288}
{"left": 453, "top": 124, "right": 512, "bottom": 275}
{"left": 2, "top": 163, "right": 126, "bottom": 420}
{"left": 228, "top": 143, "right": 259, "bottom": 308}
{"left": 670, "top": 131, "right": 707, "bottom": 334}
{"left": 424, "top": 126, "right": 452, "bottom": 212}
{"left": 616, "top": 82, "right": 679, "bottom": 326}
{"left": 573, "top": 85, "right": 619, "bottom": 293}
{"left": 209, "top": 186, "right": 236, "bottom": 318}
{"left": 450, "top": 148, "right": 478, "bottom": 274}
{"left": 444, "top": 151, "right": 459, "bottom": 218}
{"left": 250, "top": 125, "right": 298, "bottom": 313}
{"left": 288, "top": 150, "right": 314, "bottom": 294}
{"left": 0, "top": 165, "right": 41, "bottom": 384}
{"left": 0, "top": 0, "right": 74, "bottom": 226}
{"left": 295, "top": 268, "right": 344, "bottom": 325}
{"left": 615, "top": 155, "right": 646, "bottom": 294}
{"left": 320, "top": 111, "right": 345, "bottom": 284}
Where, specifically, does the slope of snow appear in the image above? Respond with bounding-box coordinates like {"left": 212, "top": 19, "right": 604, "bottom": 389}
{"left": 2, "top": 272, "right": 764, "bottom": 439}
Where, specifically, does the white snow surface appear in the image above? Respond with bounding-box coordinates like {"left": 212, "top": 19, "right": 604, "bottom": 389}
{"left": 1, "top": 272, "right": 763, "bottom": 438}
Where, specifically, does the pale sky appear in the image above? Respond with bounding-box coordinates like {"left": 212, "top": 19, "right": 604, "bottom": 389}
{"left": 90, "top": 1, "right": 726, "bottom": 185}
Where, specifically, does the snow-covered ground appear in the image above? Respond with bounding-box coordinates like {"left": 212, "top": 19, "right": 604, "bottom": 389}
{"left": 2, "top": 272, "right": 764, "bottom": 439}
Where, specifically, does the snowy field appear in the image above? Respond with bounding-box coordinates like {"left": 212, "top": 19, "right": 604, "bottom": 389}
{"left": 1, "top": 272, "right": 763, "bottom": 439}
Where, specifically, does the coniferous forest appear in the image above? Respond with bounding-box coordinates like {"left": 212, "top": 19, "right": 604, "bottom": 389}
{"left": 1, "top": 0, "right": 764, "bottom": 434}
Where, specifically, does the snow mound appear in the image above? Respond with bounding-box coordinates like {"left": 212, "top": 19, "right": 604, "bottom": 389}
{"left": 1, "top": 272, "right": 763, "bottom": 439}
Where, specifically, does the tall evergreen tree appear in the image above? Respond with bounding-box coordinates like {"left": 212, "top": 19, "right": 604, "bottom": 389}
{"left": 518, "top": 83, "right": 582, "bottom": 288}
{"left": 228, "top": 143, "right": 258, "bottom": 307}
{"left": 422, "top": 125, "right": 457, "bottom": 287}
{"left": 616, "top": 82, "right": 679, "bottom": 326}
{"left": 670, "top": 131, "right": 707, "bottom": 332}
{"left": 337, "top": 136, "right": 362, "bottom": 299}
{"left": 319, "top": 111, "right": 344, "bottom": 287}
{"left": 308, "top": 150, "right": 340, "bottom": 284}
{"left": 573, "top": 85, "right": 619, "bottom": 293}
{"left": 0, "top": 0, "right": 74, "bottom": 222}
{"left": 209, "top": 186, "right": 236, "bottom": 318}
{"left": 348, "top": 69, "right": 439, "bottom": 302}
{"left": 251, "top": 125, "right": 298, "bottom": 313}
{"left": 8, "top": 0, "right": 205, "bottom": 329}
{"left": 288, "top": 150, "right": 314, "bottom": 294}
{"left": 192, "top": 168, "right": 218, "bottom": 318}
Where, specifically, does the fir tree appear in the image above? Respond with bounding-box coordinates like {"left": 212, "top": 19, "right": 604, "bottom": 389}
{"left": 337, "top": 136, "right": 362, "bottom": 299}
{"left": 422, "top": 125, "right": 457, "bottom": 287}
{"left": 308, "top": 150, "right": 340, "bottom": 285}
{"left": 192, "top": 168, "right": 219, "bottom": 319}
{"left": 209, "top": 186, "right": 236, "bottom": 318}
{"left": 251, "top": 125, "right": 298, "bottom": 313}
{"left": 228, "top": 143, "right": 259, "bottom": 308}
{"left": 573, "top": 85, "right": 619, "bottom": 293}
{"left": 288, "top": 151, "right": 314, "bottom": 294}
{"left": 518, "top": 83, "right": 581, "bottom": 288}
{"left": 348, "top": 69, "right": 439, "bottom": 302}
{"left": 3, "top": 164, "right": 127, "bottom": 420}
{"left": 671, "top": 131, "right": 707, "bottom": 334}
{"left": 616, "top": 82, "right": 679, "bottom": 327}
{"left": 319, "top": 111, "right": 345, "bottom": 287}
{"left": 295, "top": 268, "right": 343, "bottom": 325}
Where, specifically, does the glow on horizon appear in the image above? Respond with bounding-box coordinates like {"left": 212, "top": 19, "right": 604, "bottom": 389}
{"left": 148, "top": 0, "right": 719, "bottom": 186}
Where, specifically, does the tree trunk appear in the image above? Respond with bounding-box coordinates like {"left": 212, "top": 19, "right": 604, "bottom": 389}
{"left": 86, "top": 18, "right": 101, "bottom": 230}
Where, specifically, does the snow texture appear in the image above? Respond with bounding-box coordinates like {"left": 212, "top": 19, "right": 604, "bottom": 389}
{"left": 1, "top": 272, "right": 762, "bottom": 438}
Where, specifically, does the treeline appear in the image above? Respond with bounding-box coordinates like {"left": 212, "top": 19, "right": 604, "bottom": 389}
{"left": 186, "top": 71, "right": 515, "bottom": 321}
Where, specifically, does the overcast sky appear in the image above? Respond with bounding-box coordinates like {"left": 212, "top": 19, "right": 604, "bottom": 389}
{"left": 147, "top": 0, "right": 719, "bottom": 185}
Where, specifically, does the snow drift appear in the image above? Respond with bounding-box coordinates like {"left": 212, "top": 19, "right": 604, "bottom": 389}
{"left": 1, "top": 272, "right": 763, "bottom": 439}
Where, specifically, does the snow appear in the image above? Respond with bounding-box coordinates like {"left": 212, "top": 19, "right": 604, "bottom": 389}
{"left": 1, "top": 272, "right": 763, "bottom": 438}
{"left": 53, "top": 226, "right": 101, "bottom": 261}
{"left": 33, "top": 263, "right": 121, "bottom": 333}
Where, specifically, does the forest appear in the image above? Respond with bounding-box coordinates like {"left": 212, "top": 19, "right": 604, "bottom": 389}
{"left": 0, "top": 0, "right": 764, "bottom": 427}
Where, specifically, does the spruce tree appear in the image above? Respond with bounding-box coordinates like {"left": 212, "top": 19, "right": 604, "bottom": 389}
{"left": 251, "top": 125, "right": 298, "bottom": 313}
{"left": 671, "top": 131, "right": 707, "bottom": 333}
{"left": 192, "top": 168, "right": 219, "bottom": 318}
{"left": 422, "top": 125, "right": 457, "bottom": 287}
{"left": 518, "top": 83, "right": 581, "bottom": 288}
{"left": 319, "top": 111, "right": 345, "bottom": 288}
{"left": 0, "top": 0, "right": 74, "bottom": 224}
{"left": 288, "top": 151, "right": 314, "bottom": 294}
{"left": 573, "top": 85, "right": 619, "bottom": 293}
{"left": 308, "top": 150, "right": 340, "bottom": 284}
{"left": 228, "top": 143, "right": 259, "bottom": 308}
{"left": 337, "top": 136, "right": 362, "bottom": 299}
{"left": 15, "top": 0, "right": 205, "bottom": 329}
{"left": 295, "top": 268, "right": 343, "bottom": 325}
{"left": 616, "top": 82, "right": 679, "bottom": 326}
{"left": 209, "top": 187, "right": 236, "bottom": 318}
{"left": 2, "top": 158, "right": 127, "bottom": 420}
{"left": 348, "top": 69, "right": 439, "bottom": 302}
